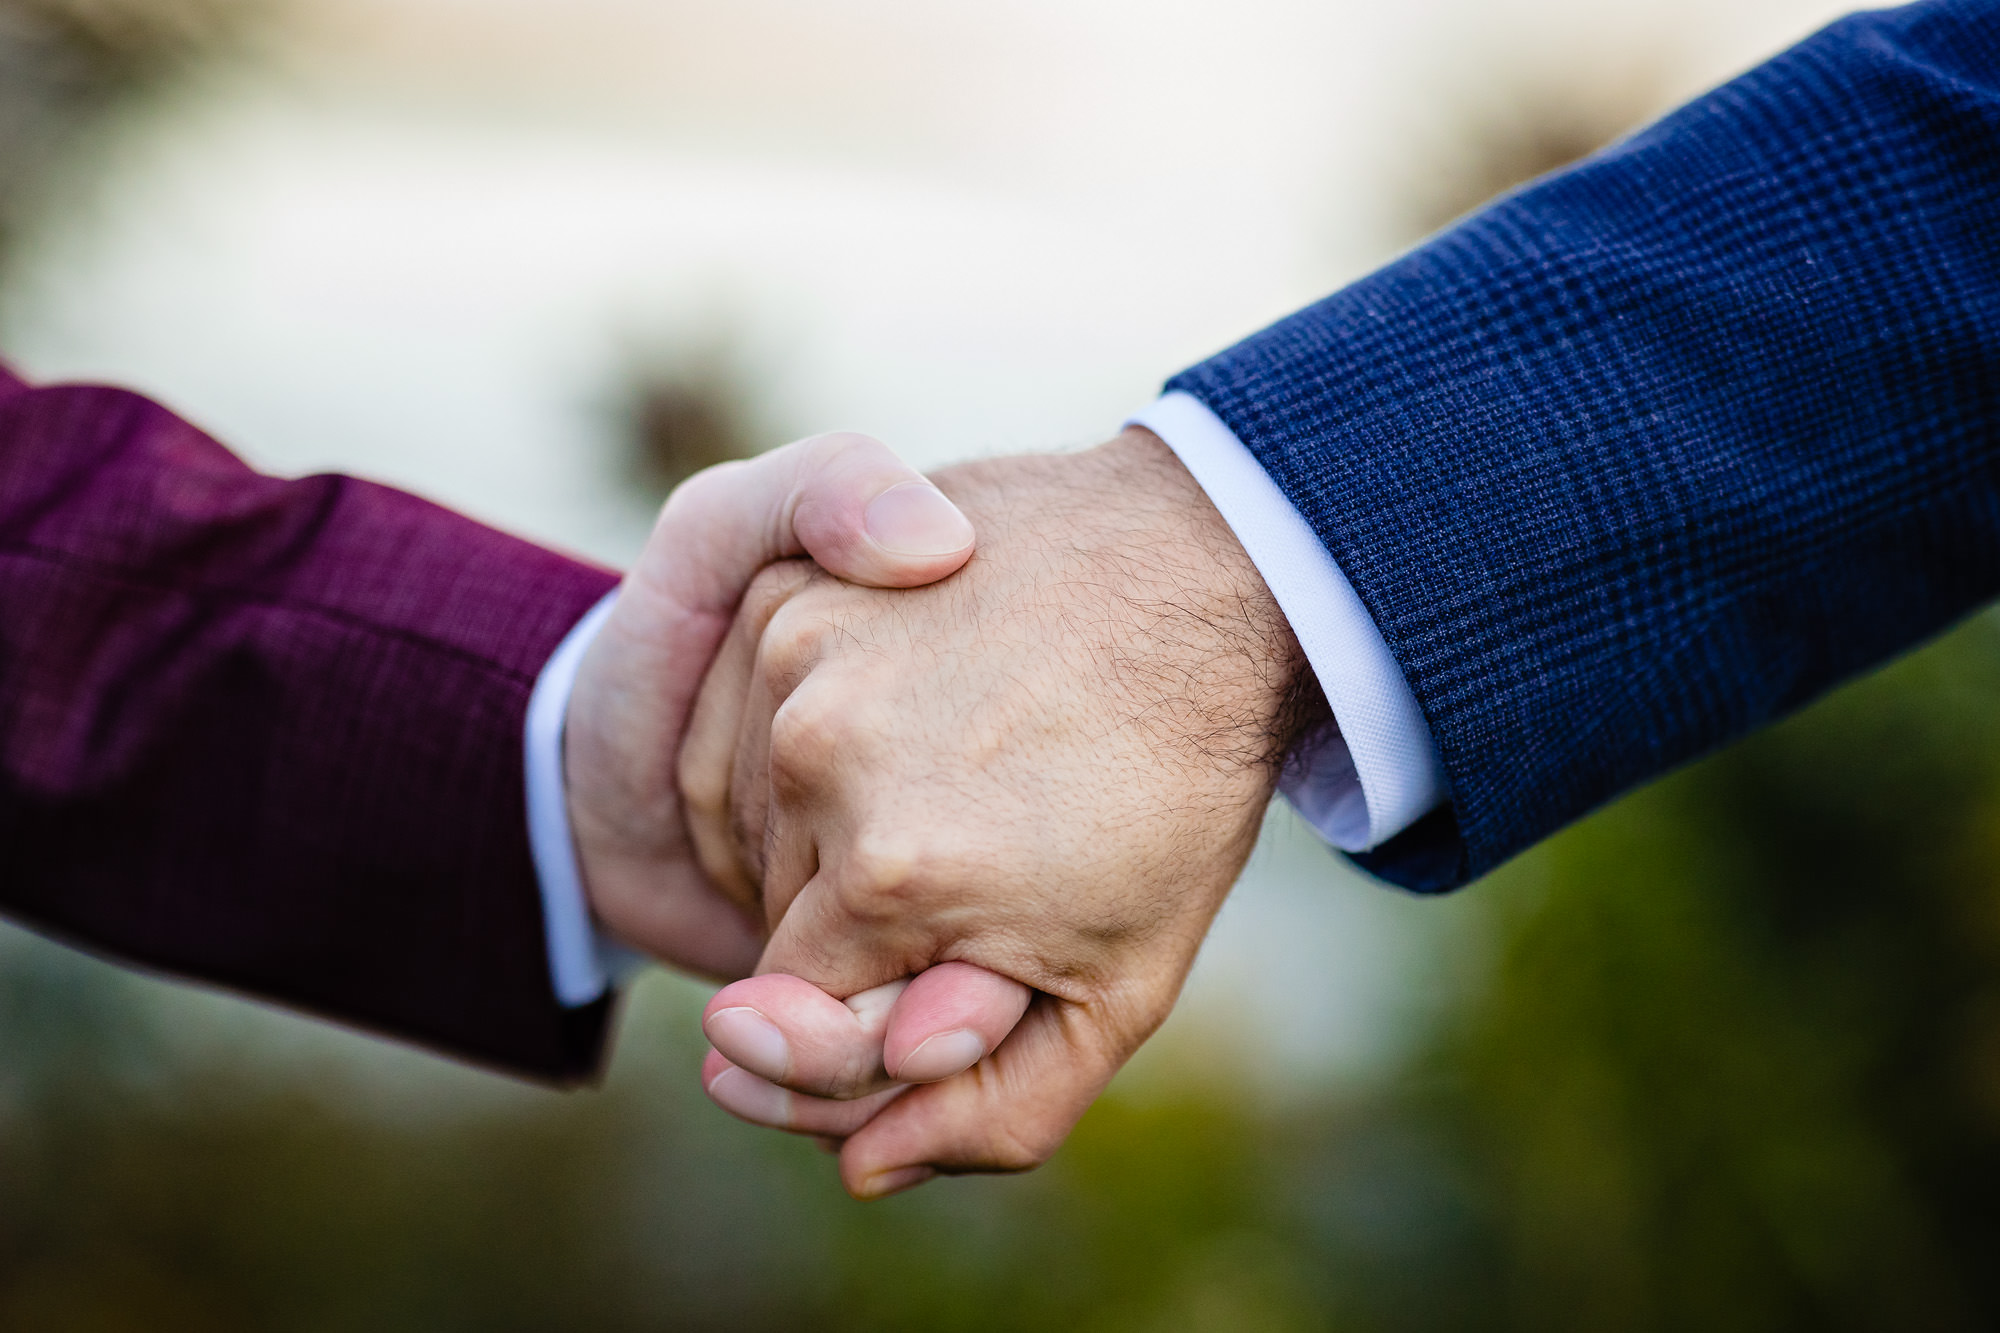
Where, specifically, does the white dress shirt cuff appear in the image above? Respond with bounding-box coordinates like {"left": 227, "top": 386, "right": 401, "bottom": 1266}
{"left": 1129, "top": 391, "right": 1447, "bottom": 851}
{"left": 524, "top": 590, "right": 646, "bottom": 1006}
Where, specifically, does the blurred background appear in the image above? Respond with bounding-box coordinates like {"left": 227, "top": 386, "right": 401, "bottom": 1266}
{"left": 4, "top": 0, "right": 1995, "bottom": 1327}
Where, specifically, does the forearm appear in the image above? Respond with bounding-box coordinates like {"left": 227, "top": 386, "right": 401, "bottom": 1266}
{"left": 0, "top": 367, "right": 619, "bottom": 1079}
{"left": 1171, "top": 0, "right": 2000, "bottom": 888}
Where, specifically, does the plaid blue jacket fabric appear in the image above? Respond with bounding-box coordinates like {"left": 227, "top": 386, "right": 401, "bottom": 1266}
{"left": 1169, "top": 0, "right": 2000, "bottom": 892}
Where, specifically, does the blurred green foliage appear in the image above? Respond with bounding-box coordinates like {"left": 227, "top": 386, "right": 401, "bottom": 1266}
{"left": 7, "top": 614, "right": 2000, "bottom": 1328}
{"left": 1415, "top": 613, "right": 2000, "bottom": 1330}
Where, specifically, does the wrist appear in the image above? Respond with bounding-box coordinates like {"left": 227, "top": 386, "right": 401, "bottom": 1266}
{"left": 925, "top": 429, "right": 1307, "bottom": 784}
{"left": 1096, "top": 426, "right": 1313, "bottom": 774}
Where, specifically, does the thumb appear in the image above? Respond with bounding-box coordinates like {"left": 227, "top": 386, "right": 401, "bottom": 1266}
{"left": 566, "top": 431, "right": 966, "bottom": 967}
{"left": 883, "top": 963, "right": 1034, "bottom": 1083}
{"left": 789, "top": 432, "right": 976, "bottom": 588}
{"left": 701, "top": 963, "right": 1032, "bottom": 1099}
{"left": 636, "top": 431, "right": 972, "bottom": 619}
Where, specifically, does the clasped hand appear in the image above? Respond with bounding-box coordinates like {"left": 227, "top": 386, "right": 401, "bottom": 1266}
{"left": 576, "top": 428, "right": 1309, "bottom": 1199}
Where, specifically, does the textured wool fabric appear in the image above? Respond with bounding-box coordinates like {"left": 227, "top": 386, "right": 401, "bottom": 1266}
{"left": 1170, "top": 0, "right": 2000, "bottom": 892}
{"left": 0, "top": 364, "right": 620, "bottom": 1081}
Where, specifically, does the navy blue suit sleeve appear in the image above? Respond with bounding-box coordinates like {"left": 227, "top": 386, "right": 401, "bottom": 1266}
{"left": 1168, "top": 0, "right": 2000, "bottom": 891}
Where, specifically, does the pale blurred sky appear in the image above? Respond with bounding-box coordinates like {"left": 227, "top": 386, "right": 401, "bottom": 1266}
{"left": 0, "top": 0, "right": 1858, "bottom": 1093}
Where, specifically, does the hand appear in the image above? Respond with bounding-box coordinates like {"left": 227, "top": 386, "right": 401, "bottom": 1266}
{"left": 698, "top": 962, "right": 1033, "bottom": 1138}
{"left": 681, "top": 428, "right": 1311, "bottom": 1196}
{"left": 564, "top": 431, "right": 977, "bottom": 976}
{"left": 570, "top": 431, "right": 1036, "bottom": 1125}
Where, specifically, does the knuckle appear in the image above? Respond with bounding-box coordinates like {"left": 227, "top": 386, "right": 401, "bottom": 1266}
{"left": 756, "top": 596, "right": 827, "bottom": 692}
{"left": 676, "top": 747, "right": 730, "bottom": 823}
{"left": 847, "top": 833, "right": 918, "bottom": 895}
{"left": 742, "top": 559, "right": 814, "bottom": 627}
{"left": 825, "top": 828, "right": 925, "bottom": 923}
{"left": 767, "top": 689, "right": 846, "bottom": 794}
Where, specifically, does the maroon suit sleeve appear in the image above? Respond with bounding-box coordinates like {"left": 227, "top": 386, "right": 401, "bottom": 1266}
{"left": 0, "top": 365, "right": 622, "bottom": 1082}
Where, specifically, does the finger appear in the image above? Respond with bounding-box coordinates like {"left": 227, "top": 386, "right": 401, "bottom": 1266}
{"left": 574, "top": 432, "right": 965, "bottom": 962}
{"left": 746, "top": 721, "right": 812, "bottom": 929}
{"left": 702, "top": 973, "right": 907, "bottom": 1097}
{"left": 703, "top": 961, "right": 1032, "bottom": 1097}
{"left": 838, "top": 998, "right": 1121, "bottom": 1199}
{"left": 636, "top": 432, "right": 974, "bottom": 623}
{"left": 734, "top": 599, "right": 855, "bottom": 925}
{"left": 754, "top": 863, "right": 930, "bottom": 1003}
{"left": 605, "top": 433, "right": 969, "bottom": 813}
{"left": 757, "top": 877, "right": 1170, "bottom": 1196}
{"left": 729, "top": 630, "right": 786, "bottom": 911}
{"left": 701, "top": 1049, "right": 908, "bottom": 1136}
{"left": 883, "top": 963, "right": 1035, "bottom": 1084}
{"left": 786, "top": 433, "right": 976, "bottom": 588}
{"left": 679, "top": 561, "right": 814, "bottom": 908}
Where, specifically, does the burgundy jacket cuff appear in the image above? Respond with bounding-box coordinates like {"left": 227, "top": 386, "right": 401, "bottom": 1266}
{"left": 0, "top": 367, "right": 621, "bottom": 1082}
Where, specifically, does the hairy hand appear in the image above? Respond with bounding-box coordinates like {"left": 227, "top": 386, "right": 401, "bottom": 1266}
{"left": 681, "top": 428, "right": 1310, "bottom": 1195}
{"left": 564, "top": 433, "right": 977, "bottom": 977}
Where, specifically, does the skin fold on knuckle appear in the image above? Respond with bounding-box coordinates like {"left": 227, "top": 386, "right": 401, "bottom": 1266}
{"left": 821, "top": 817, "right": 939, "bottom": 934}
{"left": 735, "top": 560, "right": 809, "bottom": 634}
{"left": 765, "top": 687, "right": 851, "bottom": 808}
{"left": 823, "top": 873, "right": 910, "bottom": 937}
{"left": 675, "top": 736, "right": 733, "bottom": 829}
{"left": 754, "top": 589, "right": 841, "bottom": 700}
{"left": 831, "top": 1049, "right": 895, "bottom": 1100}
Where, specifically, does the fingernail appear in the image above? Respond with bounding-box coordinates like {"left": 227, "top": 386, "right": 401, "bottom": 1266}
{"left": 706, "top": 1065, "right": 793, "bottom": 1128}
{"left": 892, "top": 1028, "right": 986, "bottom": 1083}
{"left": 859, "top": 1165, "right": 935, "bottom": 1199}
{"left": 864, "top": 482, "right": 973, "bottom": 556}
{"left": 704, "top": 1007, "right": 790, "bottom": 1082}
